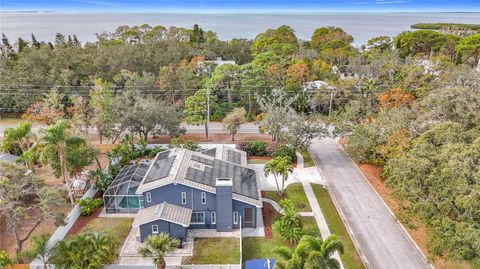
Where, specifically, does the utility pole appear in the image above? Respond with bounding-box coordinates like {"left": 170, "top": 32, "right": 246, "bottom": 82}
{"left": 328, "top": 89, "right": 334, "bottom": 116}
{"left": 205, "top": 88, "right": 210, "bottom": 141}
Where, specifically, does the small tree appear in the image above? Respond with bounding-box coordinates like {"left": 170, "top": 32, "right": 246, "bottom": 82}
{"left": 223, "top": 107, "right": 246, "bottom": 141}
{"left": 184, "top": 89, "right": 217, "bottom": 138}
{"left": 0, "top": 163, "right": 65, "bottom": 253}
{"left": 168, "top": 138, "right": 200, "bottom": 151}
{"left": 256, "top": 89, "right": 297, "bottom": 142}
{"left": 264, "top": 156, "right": 293, "bottom": 196}
{"left": 0, "top": 121, "right": 33, "bottom": 155}
{"left": 139, "top": 233, "right": 180, "bottom": 269}
{"left": 24, "top": 233, "right": 52, "bottom": 269}
{"left": 273, "top": 199, "right": 303, "bottom": 243}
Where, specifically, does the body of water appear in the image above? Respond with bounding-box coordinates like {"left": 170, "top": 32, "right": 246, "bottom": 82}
{"left": 1, "top": 12, "right": 479, "bottom": 46}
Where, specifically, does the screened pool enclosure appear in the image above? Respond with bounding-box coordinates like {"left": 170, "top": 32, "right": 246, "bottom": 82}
{"left": 103, "top": 162, "right": 150, "bottom": 213}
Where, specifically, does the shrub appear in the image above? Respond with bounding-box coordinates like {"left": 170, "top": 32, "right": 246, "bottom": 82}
{"left": 272, "top": 143, "right": 296, "bottom": 162}
{"left": 76, "top": 198, "right": 103, "bottom": 216}
{"left": 94, "top": 173, "right": 113, "bottom": 193}
{"left": 0, "top": 250, "right": 11, "bottom": 266}
{"left": 237, "top": 141, "right": 269, "bottom": 156}
{"left": 273, "top": 199, "right": 304, "bottom": 243}
{"left": 169, "top": 138, "right": 200, "bottom": 151}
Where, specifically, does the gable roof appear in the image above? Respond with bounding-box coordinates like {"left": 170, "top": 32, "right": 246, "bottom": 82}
{"left": 136, "top": 147, "right": 262, "bottom": 207}
{"left": 132, "top": 202, "right": 192, "bottom": 227}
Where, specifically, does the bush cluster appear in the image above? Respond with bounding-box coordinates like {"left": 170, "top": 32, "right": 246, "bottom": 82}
{"left": 237, "top": 140, "right": 296, "bottom": 161}
{"left": 76, "top": 198, "right": 104, "bottom": 216}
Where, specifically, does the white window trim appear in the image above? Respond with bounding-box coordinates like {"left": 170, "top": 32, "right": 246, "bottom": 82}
{"left": 191, "top": 212, "right": 205, "bottom": 224}
{"left": 233, "top": 211, "right": 239, "bottom": 225}
{"left": 211, "top": 211, "right": 216, "bottom": 224}
{"left": 152, "top": 225, "right": 159, "bottom": 234}
{"left": 146, "top": 192, "right": 152, "bottom": 203}
{"left": 201, "top": 192, "right": 206, "bottom": 204}
{"left": 181, "top": 192, "right": 187, "bottom": 204}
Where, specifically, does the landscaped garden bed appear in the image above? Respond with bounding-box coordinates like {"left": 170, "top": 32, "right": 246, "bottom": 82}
{"left": 311, "top": 184, "right": 365, "bottom": 269}
{"left": 263, "top": 183, "right": 312, "bottom": 212}
{"left": 184, "top": 238, "right": 240, "bottom": 264}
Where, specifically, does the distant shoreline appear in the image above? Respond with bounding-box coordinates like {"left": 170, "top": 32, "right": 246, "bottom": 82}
{"left": 2, "top": 11, "right": 480, "bottom": 14}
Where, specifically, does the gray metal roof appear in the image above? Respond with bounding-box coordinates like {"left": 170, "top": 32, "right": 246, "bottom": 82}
{"left": 200, "top": 147, "right": 217, "bottom": 157}
{"left": 132, "top": 202, "right": 192, "bottom": 227}
{"left": 136, "top": 148, "right": 262, "bottom": 207}
{"left": 144, "top": 154, "right": 176, "bottom": 184}
{"left": 226, "top": 149, "right": 242, "bottom": 165}
{"left": 185, "top": 157, "right": 259, "bottom": 200}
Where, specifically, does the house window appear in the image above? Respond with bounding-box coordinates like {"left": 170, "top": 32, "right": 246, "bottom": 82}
{"left": 201, "top": 192, "right": 206, "bottom": 204}
{"left": 181, "top": 192, "right": 187, "bottom": 204}
{"left": 211, "top": 211, "right": 216, "bottom": 224}
{"left": 146, "top": 192, "right": 152, "bottom": 203}
{"left": 191, "top": 212, "right": 205, "bottom": 224}
{"left": 152, "top": 225, "right": 159, "bottom": 234}
{"left": 233, "top": 212, "right": 239, "bottom": 225}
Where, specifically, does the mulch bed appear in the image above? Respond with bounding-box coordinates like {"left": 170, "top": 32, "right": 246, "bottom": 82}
{"left": 262, "top": 203, "right": 277, "bottom": 239}
{"left": 67, "top": 206, "right": 103, "bottom": 236}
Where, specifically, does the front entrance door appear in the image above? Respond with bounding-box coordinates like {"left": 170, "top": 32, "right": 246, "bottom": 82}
{"left": 244, "top": 208, "right": 254, "bottom": 228}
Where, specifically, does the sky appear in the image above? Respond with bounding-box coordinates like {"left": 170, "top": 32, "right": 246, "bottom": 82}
{"left": 1, "top": 0, "right": 479, "bottom": 12}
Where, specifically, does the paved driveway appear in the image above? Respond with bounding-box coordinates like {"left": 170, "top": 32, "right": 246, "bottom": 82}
{"left": 310, "top": 138, "right": 431, "bottom": 269}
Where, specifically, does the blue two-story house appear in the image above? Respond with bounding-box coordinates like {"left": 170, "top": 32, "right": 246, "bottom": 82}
{"left": 115, "top": 146, "right": 262, "bottom": 243}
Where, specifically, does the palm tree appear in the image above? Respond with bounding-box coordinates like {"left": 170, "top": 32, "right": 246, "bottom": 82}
{"left": 17, "top": 147, "right": 38, "bottom": 173}
{"left": 50, "top": 232, "right": 116, "bottom": 269}
{"left": 36, "top": 120, "right": 79, "bottom": 205}
{"left": 273, "top": 246, "right": 303, "bottom": 269}
{"left": 264, "top": 156, "right": 293, "bottom": 196}
{"left": 139, "top": 233, "right": 180, "bottom": 269}
{"left": 298, "top": 235, "right": 344, "bottom": 269}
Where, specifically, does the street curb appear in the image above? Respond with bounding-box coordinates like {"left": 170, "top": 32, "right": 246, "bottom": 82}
{"left": 336, "top": 143, "right": 434, "bottom": 269}
{"left": 308, "top": 147, "right": 370, "bottom": 269}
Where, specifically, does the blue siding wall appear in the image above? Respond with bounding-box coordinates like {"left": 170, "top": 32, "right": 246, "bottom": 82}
{"left": 139, "top": 219, "right": 188, "bottom": 244}
{"left": 233, "top": 200, "right": 257, "bottom": 229}
{"left": 142, "top": 183, "right": 258, "bottom": 229}
{"left": 216, "top": 185, "right": 233, "bottom": 231}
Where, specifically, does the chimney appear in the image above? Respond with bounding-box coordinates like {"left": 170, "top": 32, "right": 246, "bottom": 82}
{"left": 215, "top": 178, "right": 233, "bottom": 232}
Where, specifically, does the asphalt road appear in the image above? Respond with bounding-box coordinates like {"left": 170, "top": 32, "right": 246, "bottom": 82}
{"left": 310, "top": 137, "right": 431, "bottom": 269}
{"left": 0, "top": 122, "right": 259, "bottom": 137}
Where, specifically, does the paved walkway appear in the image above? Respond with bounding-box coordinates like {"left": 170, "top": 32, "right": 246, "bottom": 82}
{"left": 310, "top": 138, "right": 431, "bottom": 269}
{"left": 301, "top": 180, "right": 344, "bottom": 269}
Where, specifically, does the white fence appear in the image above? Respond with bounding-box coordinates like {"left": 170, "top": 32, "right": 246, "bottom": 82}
{"left": 29, "top": 185, "right": 98, "bottom": 269}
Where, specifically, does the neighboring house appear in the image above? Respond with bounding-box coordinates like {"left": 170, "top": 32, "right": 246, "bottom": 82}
{"left": 196, "top": 57, "right": 236, "bottom": 75}
{"left": 0, "top": 151, "right": 18, "bottom": 164}
{"left": 302, "top": 80, "right": 335, "bottom": 93}
{"left": 104, "top": 145, "right": 262, "bottom": 243}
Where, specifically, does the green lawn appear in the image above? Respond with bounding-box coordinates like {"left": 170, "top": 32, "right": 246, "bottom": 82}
{"left": 263, "top": 183, "right": 312, "bottom": 212}
{"left": 302, "top": 216, "right": 320, "bottom": 236}
{"left": 80, "top": 217, "right": 133, "bottom": 255}
{"left": 311, "top": 184, "right": 365, "bottom": 269}
{"left": 185, "top": 238, "right": 240, "bottom": 264}
{"left": 302, "top": 151, "right": 314, "bottom": 168}
{"left": 243, "top": 214, "right": 319, "bottom": 261}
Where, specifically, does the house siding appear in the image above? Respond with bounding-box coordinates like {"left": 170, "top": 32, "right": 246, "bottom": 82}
{"left": 139, "top": 219, "right": 188, "bottom": 244}
{"left": 141, "top": 183, "right": 258, "bottom": 230}
{"left": 216, "top": 184, "right": 233, "bottom": 231}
